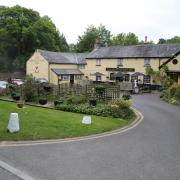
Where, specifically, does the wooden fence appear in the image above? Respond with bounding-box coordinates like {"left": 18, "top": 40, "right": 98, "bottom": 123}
{"left": 6, "top": 82, "right": 132, "bottom": 101}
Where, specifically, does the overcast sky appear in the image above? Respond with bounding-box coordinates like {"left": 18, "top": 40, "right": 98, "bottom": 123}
{"left": 1, "top": 0, "right": 180, "bottom": 44}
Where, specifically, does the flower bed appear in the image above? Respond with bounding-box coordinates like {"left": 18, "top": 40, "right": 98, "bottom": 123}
{"left": 55, "top": 99, "right": 135, "bottom": 120}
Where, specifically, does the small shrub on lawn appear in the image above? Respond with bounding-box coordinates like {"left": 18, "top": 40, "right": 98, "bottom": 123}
{"left": 66, "top": 95, "right": 87, "bottom": 105}
{"left": 111, "top": 98, "right": 131, "bottom": 109}
{"left": 55, "top": 102, "right": 134, "bottom": 120}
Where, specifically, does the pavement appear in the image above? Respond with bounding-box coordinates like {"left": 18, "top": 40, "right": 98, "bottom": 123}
{"left": 0, "top": 93, "right": 180, "bottom": 180}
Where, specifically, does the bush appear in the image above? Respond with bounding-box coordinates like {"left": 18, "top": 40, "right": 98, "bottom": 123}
{"left": 66, "top": 95, "right": 87, "bottom": 105}
{"left": 23, "top": 75, "right": 37, "bottom": 102}
{"left": 95, "top": 85, "right": 105, "bottom": 96}
{"left": 111, "top": 99, "right": 131, "bottom": 109}
{"left": 174, "top": 88, "right": 180, "bottom": 101}
{"left": 169, "top": 84, "right": 180, "bottom": 97}
{"left": 55, "top": 102, "right": 134, "bottom": 120}
{"left": 54, "top": 97, "right": 65, "bottom": 106}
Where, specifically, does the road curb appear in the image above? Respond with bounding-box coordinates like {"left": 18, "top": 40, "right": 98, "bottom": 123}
{"left": 0, "top": 107, "right": 143, "bottom": 147}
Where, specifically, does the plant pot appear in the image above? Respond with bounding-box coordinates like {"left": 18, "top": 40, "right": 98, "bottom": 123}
{"left": 17, "top": 102, "right": 24, "bottom": 108}
{"left": 39, "top": 99, "right": 47, "bottom": 105}
{"left": 44, "top": 86, "right": 51, "bottom": 92}
{"left": 89, "top": 99, "right": 97, "bottom": 106}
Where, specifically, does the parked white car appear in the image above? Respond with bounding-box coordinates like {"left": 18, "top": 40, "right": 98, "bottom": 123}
{"left": 0, "top": 80, "right": 8, "bottom": 89}
{"left": 11, "top": 79, "right": 24, "bottom": 85}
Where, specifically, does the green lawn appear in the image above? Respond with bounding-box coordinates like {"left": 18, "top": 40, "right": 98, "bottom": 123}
{"left": 0, "top": 101, "right": 132, "bottom": 141}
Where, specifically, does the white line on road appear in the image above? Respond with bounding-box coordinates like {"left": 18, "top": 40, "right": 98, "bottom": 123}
{"left": 0, "top": 159, "right": 36, "bottom": 180}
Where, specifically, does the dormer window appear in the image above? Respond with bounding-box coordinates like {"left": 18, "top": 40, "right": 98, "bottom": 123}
{"left": 117, "top": 58, "right": 123, "bottom": 67}
{"left": 96, "top": 59, "right": 101, "bottom": 66}
{"left": 144, "top": 58, "right": 150, "bottom": 66}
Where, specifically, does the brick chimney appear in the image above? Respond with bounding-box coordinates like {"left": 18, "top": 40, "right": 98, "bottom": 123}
{"left": 94, "top": 38, "right": 100, "bottom": 49}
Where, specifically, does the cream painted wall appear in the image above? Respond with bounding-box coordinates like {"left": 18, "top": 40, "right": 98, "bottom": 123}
{"left": 50, "top": 70, "right": 58, "bottom": 85}
{"left": 165, "top": 54, "right": 180, "bottom": 71}
{"left": 26, "top": 52, "right": 49, "bottom": 81}
{"left": 84, "top": 58, "right": 169, "bottom": 82}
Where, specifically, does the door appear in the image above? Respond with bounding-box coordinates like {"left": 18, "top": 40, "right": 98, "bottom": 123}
{"left": 70, "top": 75, "right": 74, "bottom": 84}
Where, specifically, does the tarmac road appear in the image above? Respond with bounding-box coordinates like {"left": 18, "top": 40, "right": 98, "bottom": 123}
{"left": 0, "top": 93, "right": 180, "bottom": 180}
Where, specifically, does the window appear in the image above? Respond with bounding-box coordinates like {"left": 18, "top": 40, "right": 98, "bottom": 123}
{"left": 78, "top": 64, "right": 85, "bottom": 69}
{"left": 96, "top": 59, "right": 101, "bottom": 66}
{"left": 124, "top": 74, "right": 130, "bottom": 82}
{"left": 96, "top": 76, "right": 101, "bottom": 81}
{"left": 143, "top": 75, "right": 151, "bottom": 84}
{"left": 117, "top": 58, "right": 123, "bottom": 67}
{"left": 75, "top": 75, "right": 81, "bottom": 80}
{"left": 131, "top": 76, "right": 138, "bottom": 82}
{"left": 61, "top": 75, "right": 69, "bottom": 81}
{"left": 144, "top": 58, "right": 150, "bottom": 66}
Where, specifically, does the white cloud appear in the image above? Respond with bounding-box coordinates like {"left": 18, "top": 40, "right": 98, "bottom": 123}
{"left": 1, "top": 0, "right": 180, "bottom": 43}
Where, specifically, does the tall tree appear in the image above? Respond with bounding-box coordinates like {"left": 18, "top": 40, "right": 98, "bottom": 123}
{"left": 158, "top": 36, "right": 180, "bottom": 44}
{"left": 0, "top": 5, "right": 69, "bottom": 71}
{"left": 76, "top": 25, "right": 112, "bottom": 52}
{"left": 111, "top": 32, "right": 140, "bottom": 46}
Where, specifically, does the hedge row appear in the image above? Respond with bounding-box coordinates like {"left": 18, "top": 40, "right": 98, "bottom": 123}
{"left": 55, "top": 103, "right": 135, "bottom": 120}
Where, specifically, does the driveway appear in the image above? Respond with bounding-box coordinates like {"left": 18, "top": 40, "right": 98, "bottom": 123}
{"left": 0, "top": 93, "right": 180, "bottom": 180}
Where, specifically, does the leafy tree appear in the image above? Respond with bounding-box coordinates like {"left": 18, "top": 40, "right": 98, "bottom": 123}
{"left": 158, "top": 36, "right": 180, "bottom": 44}
{"left": 76, "top": 25, "right": 112, "bottom": 52}
{"left": 0, "top": 5, "right": 69, "bottom": 72}
{"left": 111, "top": 33, "right": 140, "bottom": 46}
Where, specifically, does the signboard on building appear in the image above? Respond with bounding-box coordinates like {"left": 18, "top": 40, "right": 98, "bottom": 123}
{"left": 106, "top": 68, "right": 135, "bottom": 72}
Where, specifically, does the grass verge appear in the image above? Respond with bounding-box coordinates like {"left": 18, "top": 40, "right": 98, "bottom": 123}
{"left": 0, "top": 101, "right": 135, "bottom": 141}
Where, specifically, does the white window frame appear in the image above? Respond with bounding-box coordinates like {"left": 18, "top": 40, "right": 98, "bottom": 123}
{"left": 75, "top": 75, "right": 81, "bottom": 80}
{"left": 96, "top": 59, "right": 101, "bottom": 66}
{"left": 117, "top": 58, "right": 123, "bottom": 66}
{"left": 96, "top": 76, "right": 102, "bottom": 81}
{"left": 144, "top": 58, "right": 150, "bottom": 66}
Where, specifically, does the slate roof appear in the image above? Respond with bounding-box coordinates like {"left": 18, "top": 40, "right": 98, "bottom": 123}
{"left": 86, "top": 44, "right": 180, "bottom": 59}
{"left": 51, "top": 69, "right": 83, "bottom": 75}
{"left": 37, "top": 49, "right": 88, "bottom": 64}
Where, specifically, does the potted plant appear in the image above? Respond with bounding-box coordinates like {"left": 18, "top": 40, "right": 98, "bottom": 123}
{"left": 39, "top": 94, "right": 47, "bottom": 105}
{"left": 17, "top": 100, "right": 24, "bottom": 108}
{"left": 89, "top": 98, "right": 97, "bottom": 106}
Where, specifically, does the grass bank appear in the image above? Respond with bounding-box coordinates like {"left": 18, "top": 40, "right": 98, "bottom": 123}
{"left": 0, "top": 101, "right": 134, "bottom": 141}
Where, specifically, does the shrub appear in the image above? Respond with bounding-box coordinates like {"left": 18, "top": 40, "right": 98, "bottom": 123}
{"left": 55, "top": 102, "right": 134, "bottom": 120}
{"left": 162, "top": 76, "right": 173, "bottom": 90}
{"left": 169, "top": 84, "right": 180, "bottom": 97}
{"left": 161, "top": 90, "right": 170, "bottom": 100}
{"left": 23, "top": 75, "right": 37, "bottom": 102}
{"left": 54, "top": 97, "right": 65, "bottom": 106}
{"left": 111, "top": 99, "right": 131, "bottom": 109}
{"left": 174, "top": 88, "right": 180, "bottom": 101}
{"left": 95, "top": 85, "right": 105, "bottom": 95}
{"left": 66, "top": 95, "right": 87, "bottom": 105}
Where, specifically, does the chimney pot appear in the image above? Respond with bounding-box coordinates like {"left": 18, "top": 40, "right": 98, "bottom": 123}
{"left": 145, "top": 36, "right": 148, "bottom": 43}
{"left": 94, "top": 38, "right": 100, "bottom": 49}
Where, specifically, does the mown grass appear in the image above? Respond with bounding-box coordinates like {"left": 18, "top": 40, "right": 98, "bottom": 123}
{"left": 0, "top": 101, "right": 133, "bottom": 141}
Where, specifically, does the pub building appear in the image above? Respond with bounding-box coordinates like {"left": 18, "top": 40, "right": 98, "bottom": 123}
{"left": 27, "top": 43, "right": 180, "bottom": 85}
